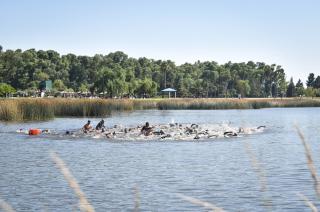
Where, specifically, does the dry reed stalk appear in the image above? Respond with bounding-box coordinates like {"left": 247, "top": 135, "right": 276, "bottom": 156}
{"left": 244, "top": 142, "right": 273, "bottom": 209}
{"left": 296, "top": 193, "right": 318, "bottom": 212}
{"left": 133, "top": 185, "right": 140, "bottom": 212}
{"left": 50, "top": 151, "right": 95, "bottom": 212}
{"left": 295, "top": 125, "right": 320, "bottom": 199}
{"left": 0, "top": 198, "right": 15, "bottom": 212}
{"left": 176, "top": 193, "right": 225, "bottom": 212}
{"left": 244, "top": 142, "right": 267, "bottom": 192}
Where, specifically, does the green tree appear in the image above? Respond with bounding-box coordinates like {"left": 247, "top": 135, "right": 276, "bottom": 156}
{"left": 0, "top": 47, "right": 308, "bottom": 99}
{"left": 94, "top": 67, "right": 114, "bottom": 96}
{"left": 218, "top": 66, "right": 231, "bottom": 97}
{"left": 137, "top": 78, "right": 157, "bottom": 97}
{"left": 273, "top": 66, "right": 286, "bottom": 97}
{"left": 79, "top": 83, "right": 89, "bottom": 93}
{"left": 53, "top": 79, "right": 66, "bottom": 91}
{"left": 34, "top": 70, "right": 49, "bottom": 81}
{"left": 236, "top": 80, "right": 251, "bottom": 97}
{"left": 305, "top": 87, "right": 316, "bottom": 98}
{"left": 0, "top": 83, "right": 16, "bottom": 97}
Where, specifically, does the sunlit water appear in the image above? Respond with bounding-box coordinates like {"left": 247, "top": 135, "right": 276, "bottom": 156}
{"left": 1, "top": 108, "right": 320, "bottom": 211}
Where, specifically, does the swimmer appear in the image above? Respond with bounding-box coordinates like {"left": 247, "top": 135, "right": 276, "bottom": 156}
{"left": 224, "top": 131, "right": 238, "bottom": 137}
{"left": 83, "top": 120, "right": 93, "bottom": 133}
{"left": 96, "top": 119, "right": 105, "bottom": 130}
{"left": 141, "top": 122, "right": 153, "bottom": 136}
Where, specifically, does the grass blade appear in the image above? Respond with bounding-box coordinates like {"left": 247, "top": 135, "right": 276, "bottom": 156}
{"left": 176, "top": 193, "right": 225, "bottom": 212}
{"left": 0, "top": 197, "right": 15, "bottom": 212}
{"left": 295, "top": 125, "right": 320, "bottom": 199}
{"left": 296, "top": 192, "right": 318, "bottom": 212}
{"left": 50, "top": 151, "right": 95, "bottom": 212}
{"left": 244, "top": 142, "right": 273, "bottom": 210}
{"left": 133, "top": 185, "right": 140, "bottom": 212}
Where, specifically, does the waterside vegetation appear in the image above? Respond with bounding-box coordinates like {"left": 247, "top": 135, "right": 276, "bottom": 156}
{"left": 1, "top": 98, "right": 320, "bottom": 121}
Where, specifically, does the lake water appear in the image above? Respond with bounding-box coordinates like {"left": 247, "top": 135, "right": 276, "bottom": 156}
{"left": 1, "top": 108, "right": 320, "bottom": 211}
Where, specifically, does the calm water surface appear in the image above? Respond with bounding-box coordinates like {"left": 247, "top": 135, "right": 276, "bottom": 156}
{"left": 1, "top": 108, "right": 320, "bottom": 211}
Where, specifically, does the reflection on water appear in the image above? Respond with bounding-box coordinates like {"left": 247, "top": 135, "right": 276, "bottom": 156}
{"left": 0, "top": 108, "right": 320, "bottom": 211}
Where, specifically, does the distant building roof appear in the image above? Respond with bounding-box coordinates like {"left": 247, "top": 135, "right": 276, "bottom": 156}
{"left": 161, "top": 88, "right": 176, "bottom": 92}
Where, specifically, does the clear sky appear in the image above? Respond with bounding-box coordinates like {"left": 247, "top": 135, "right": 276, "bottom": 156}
{"left": 1, "top": 0, "right": 319, "bottom": 82}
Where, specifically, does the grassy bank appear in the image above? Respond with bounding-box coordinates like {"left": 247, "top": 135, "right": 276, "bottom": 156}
{"left": 0, "top": 98, "right": 319, "bottom": 121}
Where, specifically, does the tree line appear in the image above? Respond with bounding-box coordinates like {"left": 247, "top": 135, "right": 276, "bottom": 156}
{"left": 0, "top": 45, "right": 319, "bottom": 98}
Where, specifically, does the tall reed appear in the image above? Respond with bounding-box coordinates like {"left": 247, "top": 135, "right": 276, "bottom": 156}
{"left": 0, "top": 98, "right": 319, "bottom": 121}
{"left": 0, "top": 99, "right": 21, "bottom": 121}
{"left": 50, "top": 151, "right": 95, "bottom": 212}
{"left": 0, "top": 197, "right": 16, "bottom": 212}
{"left": 19, "top": 99, "right": 54, "bottom": 120}
{"left": 176, "top": 193, "right": 225, "bottom": 212}
{"left": 133, "top": 186, "right": 140, "bottom": 212}
{"left": 295, "top": 125, "right": 320, "bottom": 199}
{"left": 244, "top": 142, "right": 273, "bottom": 210}
{"left": 296, "top": 193, "right": 318, "bottom": 212}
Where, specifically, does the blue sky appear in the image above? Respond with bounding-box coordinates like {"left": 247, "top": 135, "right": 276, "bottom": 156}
{"left": 1, "top": 0, "right": 319, "bottom": 82}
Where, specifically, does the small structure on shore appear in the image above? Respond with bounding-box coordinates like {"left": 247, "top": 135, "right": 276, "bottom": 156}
{"left": 161, "top": 88, "right": 177, "bottom": 98}
{"left": 39, "top": 80, "right": 52, "bottom": 91}
{"left": 60, "top": 91, "right": 76, "bottom": 98}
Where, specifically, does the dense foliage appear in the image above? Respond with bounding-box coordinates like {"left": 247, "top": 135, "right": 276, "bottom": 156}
{"left": 0, "top": 45, "right": 319, "bottom": 97}
{"left": 0, "top": 83, "right": 16, "bottom": 97}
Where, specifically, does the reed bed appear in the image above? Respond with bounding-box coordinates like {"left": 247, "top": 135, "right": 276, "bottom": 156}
{"left": 0, "top": 99, "right": 21, "bottom": 121}
{"left": 158, "top": 99, "right": 253, "bottom": 110}
{"left": 0, "top": 98, "right": 320, "bottom": 121}
{"left": 19, "top": 99, "right": 54, "bottom": 121}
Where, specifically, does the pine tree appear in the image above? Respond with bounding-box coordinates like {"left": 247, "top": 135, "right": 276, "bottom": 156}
{"left": 295, "top": 79, "right": 304, "bottom": 96}
{"left": 306, "top": 73, "right": 315, "bottom": 87}
{"left": 286, "top": 77, "right": 296, "bottom": 97}
{"left": 314, "top": 76, "right": 320, "bottom": 89}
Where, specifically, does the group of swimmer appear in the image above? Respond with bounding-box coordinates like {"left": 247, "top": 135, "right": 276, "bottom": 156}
{"left": 18, "top": 119, "right": 266, "bottom": 140}
{"left": 80, "top": 119, "right": 266, "bottom": 140}
{"left": 83, "top": 119, "right": 105, "bottom": 132}
{"left": 82, "top": 119, "right": 153, "bottom": 136}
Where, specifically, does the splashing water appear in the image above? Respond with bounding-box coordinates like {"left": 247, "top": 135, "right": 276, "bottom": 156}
{"left": 17, "top": 123, "right": 266, "bottom": 141}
